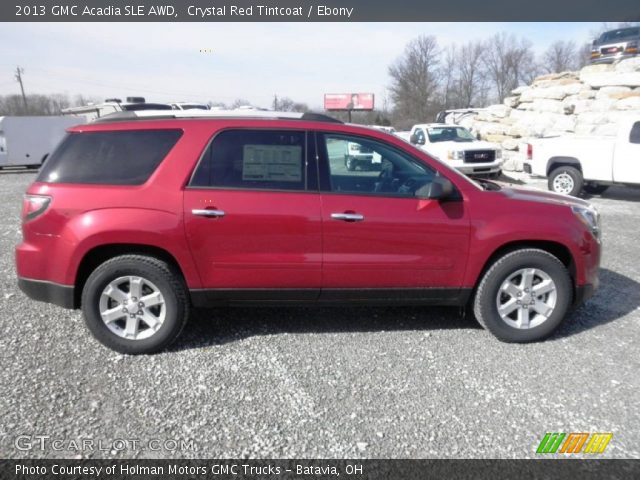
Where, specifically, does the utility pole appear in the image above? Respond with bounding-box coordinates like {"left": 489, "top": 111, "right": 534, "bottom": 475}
{"left": 15, "top": 66, "right": 27, "bottom": 112}
{"left": 273, "top": 94, "right": 278, "bottom": 111}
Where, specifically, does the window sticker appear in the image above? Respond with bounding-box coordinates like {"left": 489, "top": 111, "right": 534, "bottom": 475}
{"left": 242, "top": 144, "right": 302, "bottom": 182}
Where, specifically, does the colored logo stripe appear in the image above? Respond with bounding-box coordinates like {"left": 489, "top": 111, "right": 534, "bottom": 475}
{"left": 537, "top": 432, "right": 613, "bottom": 454}
{"left": 584, "top": 433, "right": 613, "bottom": 454}
{"left": 537, "top": 433, "right": 566, "bottom": 453}
{"left": 560, "top": 433, "right": 589, "bottom": 453}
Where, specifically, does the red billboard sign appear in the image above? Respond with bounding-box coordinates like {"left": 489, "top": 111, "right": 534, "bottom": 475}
{"left": 324, "top": 93, "right": 375, "bottom": 111}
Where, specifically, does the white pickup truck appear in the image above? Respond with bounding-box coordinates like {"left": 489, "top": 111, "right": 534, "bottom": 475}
{"left": 407, "top": 123, "right": 503, "bottom": 177}
{"left": 524, "top": 119, "right": 640, "bottom": 196}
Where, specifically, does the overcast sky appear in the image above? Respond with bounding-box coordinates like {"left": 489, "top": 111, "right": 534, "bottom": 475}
{"left": 0, "top": 22, "right": 603, "bottom": 109}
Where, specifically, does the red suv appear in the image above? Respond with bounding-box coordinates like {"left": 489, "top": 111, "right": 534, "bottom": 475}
{"left": 16, "top": 111, "right": 601, "bottom": 354}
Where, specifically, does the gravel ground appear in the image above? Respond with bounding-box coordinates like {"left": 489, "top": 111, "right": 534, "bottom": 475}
{"left": 1, "top": 170, "right": 638, "bottom": 459}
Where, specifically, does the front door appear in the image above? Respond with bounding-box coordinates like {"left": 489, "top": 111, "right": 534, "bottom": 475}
{"left": 317, "top": 132, "right": 470, "bottom": 299}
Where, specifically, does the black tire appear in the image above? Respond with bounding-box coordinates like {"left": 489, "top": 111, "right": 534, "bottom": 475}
{"left": 583, "top": 183, "right": 609, "bottom": 195}
{"left": 548, "top": 166, "right": 583, "bottom": 196}
{"left": 81, "top": 255, "right": 190, "bottom": 354}
{"left": 472, "top": 249, "right": 572, "bottom": 343}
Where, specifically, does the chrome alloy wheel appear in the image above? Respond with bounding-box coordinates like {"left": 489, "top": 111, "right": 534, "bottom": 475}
{"left": 98, "top": 276, "right": 166, "bottom": 340}
{"left": 552, "top": 173, "right": 574, "bottom": 195}
{"left": 496, "top": 268, "right": 557, "bottom": 329}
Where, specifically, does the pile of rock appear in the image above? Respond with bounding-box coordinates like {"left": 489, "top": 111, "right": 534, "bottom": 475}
{"left": 467, "top": 57, "right": 640, "bottom": 170}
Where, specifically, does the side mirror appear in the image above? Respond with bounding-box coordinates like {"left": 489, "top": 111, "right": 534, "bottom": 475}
{"left": 417, "top": 177, "right": 454, "bottom": 200}
{"left": 410, "top": 133, "right": 425, "bottom": 145}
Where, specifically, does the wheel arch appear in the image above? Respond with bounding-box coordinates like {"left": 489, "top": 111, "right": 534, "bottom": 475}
{"left": 546, "top": 156, "right": 582, "bottom": 177}
{"left": 74, "top": 244, "right": 186, "bottom": 308}
{"left": 471, "top": 240, "right": 577, "bottom": 304}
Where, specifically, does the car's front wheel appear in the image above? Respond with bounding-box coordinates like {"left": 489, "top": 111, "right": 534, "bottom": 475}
{"left": 81, "top": 255, "right": 190, "bottom": 354}
{"left": 473, "top": 249, "right": 572, "bottom": 343}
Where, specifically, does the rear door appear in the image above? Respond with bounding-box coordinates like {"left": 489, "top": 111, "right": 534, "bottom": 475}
{"left": 613, "top": 121, "right": 640, "bottom": 184}
{"left": 317, "top": 132, "right": 471, "bottom": 301}
{"left": 183, "top": 128, "right": 322, "bottom": 300}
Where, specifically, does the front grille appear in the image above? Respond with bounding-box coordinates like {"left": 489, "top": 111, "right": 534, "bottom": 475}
{"left": 464, "top": 150, "right": 495, "bottom": 163}
{"left": 601, "top": 46, "right": 622, "bottom": 55}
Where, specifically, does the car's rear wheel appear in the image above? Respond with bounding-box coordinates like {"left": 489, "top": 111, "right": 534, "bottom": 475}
{"left": 548, "top": 166, "right": 583, "bottom": 196}
{"left": 81, "top": 255, "right": 190, "bottom": 354}
{"left": 473, "top": 249, "right": 572, "bottom": 343}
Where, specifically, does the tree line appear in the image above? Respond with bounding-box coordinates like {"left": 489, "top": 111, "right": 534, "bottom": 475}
{"left": 387, "top": 33, "right": 592, "bottom": 129}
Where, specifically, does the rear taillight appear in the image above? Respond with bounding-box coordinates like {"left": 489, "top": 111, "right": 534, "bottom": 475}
{"left": 526, "top": 143, "right": 533, "bottom": 160}
{"left": 22, "top": 195, "right": 51, "bottom": 221}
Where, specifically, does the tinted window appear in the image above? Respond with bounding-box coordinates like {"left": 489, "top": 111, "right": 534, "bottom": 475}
{"left": 38, "top": 129, "right": 182, "bottom": 185}
{"left": 320, "top": 133, "right": 436, "bottom": 197}
{"left": 190, "top": 130, "right": 307, "bottom": 191}
{"left": 630, "top": 122, "right": 640, "bottom": 144}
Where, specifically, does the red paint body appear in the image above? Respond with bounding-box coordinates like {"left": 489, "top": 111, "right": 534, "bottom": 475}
{"left": 15, "top": 118, "right": 600, "bottom": 303}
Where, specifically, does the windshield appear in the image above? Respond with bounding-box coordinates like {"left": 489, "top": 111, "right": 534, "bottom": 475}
{"left": 427, "top": 126, "right": 475, "bottom": 143}
{"left": 599, "top": 27, "right": 640, "bottom": 43}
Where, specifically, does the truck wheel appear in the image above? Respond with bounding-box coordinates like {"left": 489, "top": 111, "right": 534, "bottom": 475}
{"left": 548, "top": 166, "right": 583, "bottom": 196}
{"left": 81, "top": 255, "right": 190, "bottom": 354}
{"left": 583, "top": 183, "right": 609, "bottom": 195}
{"left": 473, "top": 249, "right": 572, "bottom": 343}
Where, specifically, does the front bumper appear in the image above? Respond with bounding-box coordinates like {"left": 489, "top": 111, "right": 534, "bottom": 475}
{"left": 456, "top": 162, "right": 502, "bottom": 175}
{"left": 574, "top": 282, "right": 597, "bottom": 307}
{"left": 590, "top": 52, "right": 638, "bottom": 64}
{"left": 18, "top": 277, "right": 75, "bottom": 309}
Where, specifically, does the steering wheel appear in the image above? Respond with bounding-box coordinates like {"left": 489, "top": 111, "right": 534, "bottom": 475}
{"left": 374, "top": 162, "right": 396, "bottom": 193}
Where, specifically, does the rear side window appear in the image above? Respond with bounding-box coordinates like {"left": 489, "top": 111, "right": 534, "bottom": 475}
{"left": 37, "top": 129, "right": 182, "bottom": 185}
{"left": 630, "top": 122, "right": 640, "bottom": 144}
{"left": 190, "top": 129, "right": 307, "bottom": 191}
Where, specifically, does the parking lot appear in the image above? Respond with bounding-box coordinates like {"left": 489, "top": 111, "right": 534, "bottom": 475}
{"left": 0, "top": 169, "right": 638, "bottom": 459}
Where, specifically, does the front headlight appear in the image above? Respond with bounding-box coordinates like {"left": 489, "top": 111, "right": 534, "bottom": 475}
{"left": 571, "top": 205, "right": 601, "bottom": 241}
{"left": 447, "top": 150, "right": 464, "bottom": 160}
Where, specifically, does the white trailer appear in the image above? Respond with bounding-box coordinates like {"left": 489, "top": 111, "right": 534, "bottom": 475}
{"left": 0, "top": 116, "right": 85, "bottom": 169}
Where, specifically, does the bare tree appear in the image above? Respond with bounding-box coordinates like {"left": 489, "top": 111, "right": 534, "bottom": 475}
{"left": 441, "top": 44, "right": 458, "bottom": 110}
{"left": 0, "top": 93, "right": 94, "bottom": 116}
{"left": 484, "top": 33, "right": 539, "bottom": 102}
{"left": 576, "top": 42, "right": 592, "bottom": 69}
{"left": 543, "top": 40, "right": 578, "bottom": 73}
{"left": 456, "top": 40, "right": 487, "bottom": 107}
{"left": 388, "top": 35, "right": 441, "bottom": 126}
{"left": 273, "top": 96, "right": 308, "bottom": 112}
{"left": 229, "top": 98, "right": 252, "bottom": 109}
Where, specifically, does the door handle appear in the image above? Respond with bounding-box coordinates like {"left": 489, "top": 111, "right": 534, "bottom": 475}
{"left": 331, "top": 212, "right": 364, "bottom": 222}
{"left": 192, "top": 209, "right": 225, "bottom": 218}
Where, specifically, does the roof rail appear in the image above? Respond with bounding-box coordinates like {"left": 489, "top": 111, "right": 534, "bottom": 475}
{"left": 92, "top": 109, "right": 342, "bottom": 124}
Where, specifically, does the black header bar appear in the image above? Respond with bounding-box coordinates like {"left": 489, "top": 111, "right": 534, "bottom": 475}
{"left": 3, "top": 0, "right": 640, "bottom": 22}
